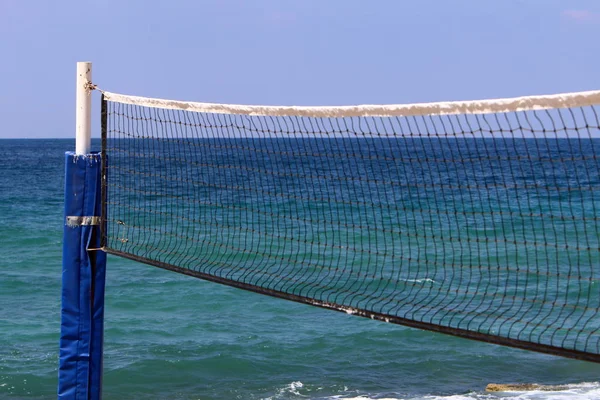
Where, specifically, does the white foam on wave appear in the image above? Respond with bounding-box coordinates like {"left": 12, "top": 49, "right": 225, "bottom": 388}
{"left": 330, "top": 382, "right": 600, "bottom": 400}
{"left": 265, "top": 381, "right": 306, "bottom": 399}
{"left": 331, "top": 397, "right": 401, "bottom": 400}
{"left": 404, "top": 278, "right": 437, "bottom": 284}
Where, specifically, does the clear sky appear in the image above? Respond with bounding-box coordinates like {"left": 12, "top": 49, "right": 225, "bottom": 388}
{"left": 1, "top": 0, "right": 600, "bottom": 138}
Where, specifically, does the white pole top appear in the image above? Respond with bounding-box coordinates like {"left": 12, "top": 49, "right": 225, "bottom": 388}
{"left": 75, "top": 62, "right": 92, "bottom": 155}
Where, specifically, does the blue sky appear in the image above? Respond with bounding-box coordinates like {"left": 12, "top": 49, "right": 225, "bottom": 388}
{"left": 1, "top": 0, "right": 600, "bottom": 139}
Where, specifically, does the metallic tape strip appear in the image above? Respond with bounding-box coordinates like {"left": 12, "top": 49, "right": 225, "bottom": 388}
{"left": 66, "top": 216, "right": 101, "bottom": 227}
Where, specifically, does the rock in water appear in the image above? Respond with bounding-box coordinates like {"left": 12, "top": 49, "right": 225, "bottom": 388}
{"left": 486, "top": 383, "right": 569, "bottom": 392}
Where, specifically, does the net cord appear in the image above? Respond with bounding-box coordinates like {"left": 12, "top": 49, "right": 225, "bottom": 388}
{"left": 100, "top": 93, "right": 108, "bottom": 249}
{"left": 101, "top": 89, "right": 600, "bottom": 118}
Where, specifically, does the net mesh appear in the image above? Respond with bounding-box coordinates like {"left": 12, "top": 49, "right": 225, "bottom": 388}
{"left": 101, "top": 92, "right": 600, "bottom": 362}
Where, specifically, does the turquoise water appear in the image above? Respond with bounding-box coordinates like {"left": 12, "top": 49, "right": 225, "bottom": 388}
{"left": 1, "top": 139, "right": 600, "bottom": 400}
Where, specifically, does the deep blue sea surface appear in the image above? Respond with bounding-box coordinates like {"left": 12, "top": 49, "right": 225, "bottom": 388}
{"left": 1, "top": 139, "right": 600, "bottom": 400}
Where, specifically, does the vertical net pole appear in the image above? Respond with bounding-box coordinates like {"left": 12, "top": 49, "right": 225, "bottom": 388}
{"left": 58, "top": 62, "right": 107, "bottom": 400}
{"left": 76, "top": 62, "right": 92, "bottom": 155}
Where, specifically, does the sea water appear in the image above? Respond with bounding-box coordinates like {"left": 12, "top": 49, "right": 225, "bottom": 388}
{"left": 1, "top": 139, "right": 600, "bottom": 400}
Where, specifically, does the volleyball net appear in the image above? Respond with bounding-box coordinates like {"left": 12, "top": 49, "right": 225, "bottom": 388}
{"left": 99, "top": 89, "right": 600, "bottom": 362}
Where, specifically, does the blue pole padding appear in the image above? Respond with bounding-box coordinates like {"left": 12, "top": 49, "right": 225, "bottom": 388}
{"left": 58, "top": 152, "right": 107, "bottom": 400}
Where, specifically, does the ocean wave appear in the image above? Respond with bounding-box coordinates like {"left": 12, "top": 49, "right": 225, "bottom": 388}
{"left": 330, "top": 382, "right": 600, "bottom": 400}
{"left": 265, "top": 381, "right": 306, "bottom": 399}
